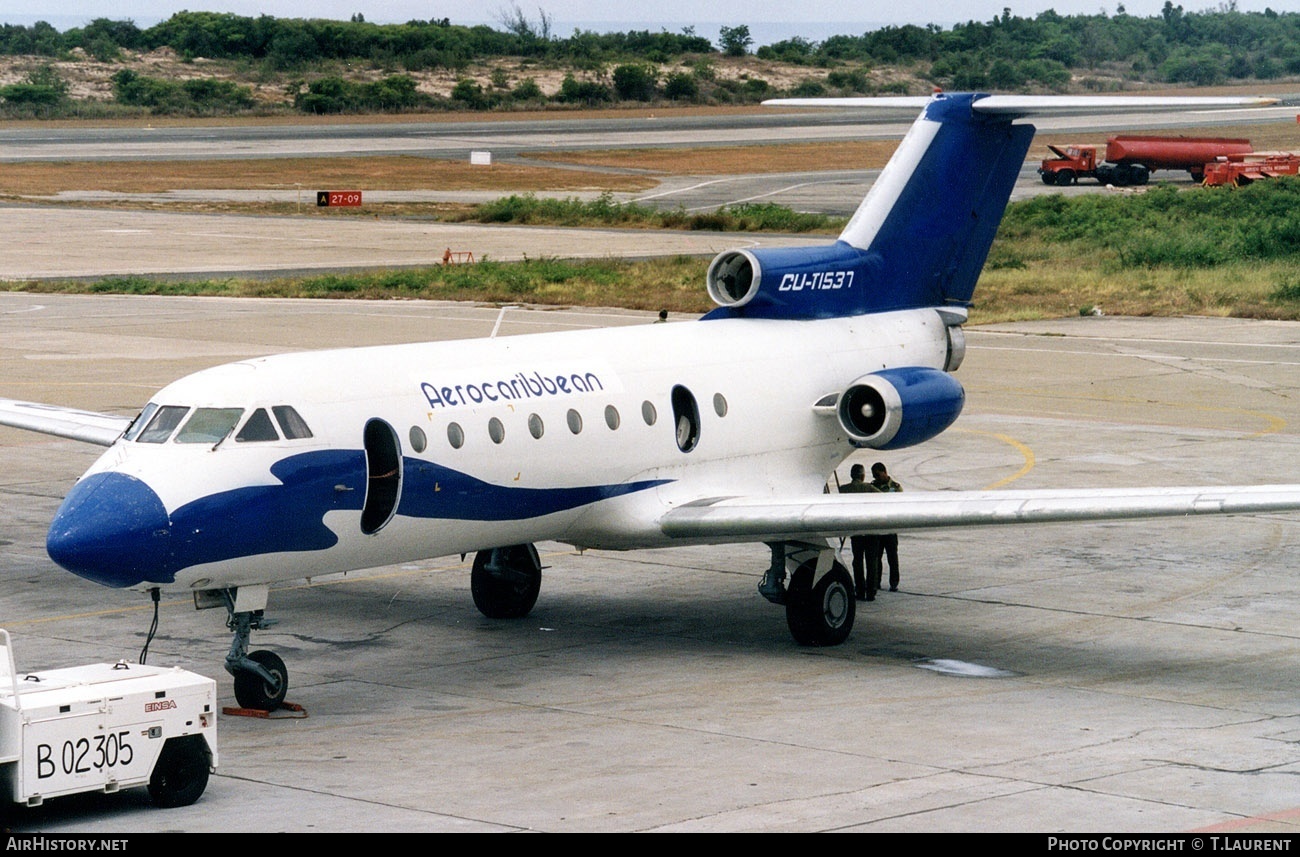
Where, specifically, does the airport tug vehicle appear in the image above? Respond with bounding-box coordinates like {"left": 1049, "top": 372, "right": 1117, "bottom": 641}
{"left": 0, "top": 629, "right": 216, "bottom": 811}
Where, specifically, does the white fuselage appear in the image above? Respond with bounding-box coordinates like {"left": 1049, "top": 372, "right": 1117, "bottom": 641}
{"left": 69, "top": 308, "right": 953, "bottom": 592}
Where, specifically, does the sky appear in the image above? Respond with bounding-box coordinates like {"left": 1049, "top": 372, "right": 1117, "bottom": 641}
{"left": 5, "top": 0, "right": 1300, "bottom": 41}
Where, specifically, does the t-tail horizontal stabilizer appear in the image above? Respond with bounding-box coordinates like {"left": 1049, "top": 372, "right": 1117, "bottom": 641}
{"left": 703, "top": 92, "right": 1278, "bottom": 323}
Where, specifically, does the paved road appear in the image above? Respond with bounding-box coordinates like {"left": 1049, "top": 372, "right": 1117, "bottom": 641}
{"left": 2, "top": 296, "right": 1300, "bottom": 833}
{"left": 4, "top": 100, "right": 1296, "bottom": 219}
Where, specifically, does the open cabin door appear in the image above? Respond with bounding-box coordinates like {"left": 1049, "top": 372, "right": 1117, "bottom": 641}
{"left": 361, "top": 418, "right": 402, "bottom": 534}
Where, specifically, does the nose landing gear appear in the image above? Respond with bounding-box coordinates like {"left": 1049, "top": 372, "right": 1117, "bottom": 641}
{"left": 206, "top": 585, "right": 288, "bottom": 712}
{"left": 227, "top": 615, "right": 287, "bottom": 712}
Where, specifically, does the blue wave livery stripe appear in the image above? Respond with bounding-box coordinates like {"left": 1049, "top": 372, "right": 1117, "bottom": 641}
{"left": 47, "top": 451, "right": 669, "bottom": 588}
{"left": 399, "top": 458, "right": 666, "bottom": 520}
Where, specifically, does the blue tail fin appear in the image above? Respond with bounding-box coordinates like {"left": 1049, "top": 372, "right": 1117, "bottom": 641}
{"left": 704, "top": 92, "right": 1033, "bottom": 320}
{"left": 838, "top": 93, "right": 1034, "bottom": 310}
{"left": 703, "top": 91, "right": 1275, "bottom": 321}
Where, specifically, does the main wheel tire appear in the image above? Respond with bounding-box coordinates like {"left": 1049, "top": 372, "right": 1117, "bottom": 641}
{"left": 785, "top": 559, "right": 855, "bottom": 647}
{"left": 148, "top": 735, "right": 210, "bottom": 808}
{"left": 472, "top": 544, "right": 542, "bottom": 619}
{"left": 232, "top": 649, "right": 287, "bottom": 711}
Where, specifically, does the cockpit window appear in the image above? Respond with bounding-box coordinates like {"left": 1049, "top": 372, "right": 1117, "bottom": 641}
{"left": 123, "top": 403, "right": 159, "bottom": 442}
{"left": 273, "top": 406, "right": 313, "bottom": 440}
{"left": 175, "top": 408, "right": 243, "bottom": 444}
{"left": 235, "top": 408, "right": 280, "bottom": 443}
{"left": 136, "top": 405, "right": 189, "bottom": 444}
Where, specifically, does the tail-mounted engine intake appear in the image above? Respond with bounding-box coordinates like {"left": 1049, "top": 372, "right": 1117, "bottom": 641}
{"left": 836, "top": 367, "right": 965, "bottom": 450}
{"left": 706, "top": 242, "right": 875, "bottom": 320}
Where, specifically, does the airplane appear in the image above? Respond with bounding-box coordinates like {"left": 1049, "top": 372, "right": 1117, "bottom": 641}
{"left": 3, "top": 91, "right": 1299, "bottom": 712}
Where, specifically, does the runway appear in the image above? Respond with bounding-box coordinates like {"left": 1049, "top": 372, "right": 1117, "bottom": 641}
{"left": 3, "top": 98, "right": 1295, "bottom": 250}
{"left": 2, "top": 295, "right": 1300, "bottom": 832}
{"left": 3, "top": 103, "right": 1294, "bottom": 164}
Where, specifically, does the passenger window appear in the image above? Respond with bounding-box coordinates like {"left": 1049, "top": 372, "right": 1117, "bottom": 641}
{"left": 528, "top": 413, "right": 544, "bottom": 439}
{"left": 488, "top": 417, "right": 505, "bottom": 444}
{"left": 604, "top": 405, "right": 620, "bottom": 430}
{"left": 273, "top": 406, "right": 313, "bottom": 439}
{"left": 567, "top": 409, "right": 583, "bottom": 434}
{"left": 136, "top": 405, "right": 189, "bottom": 444}
{"left": 713, "top": 393, "right": 728, "bottom": 418}
{"left": 447, "top": 422, "right": 465, "bottom": 449}
{"left": 409, "top": 425, "right": 427, "bottom": 453}
{"left": 235, "top": 408, "right": 280, "bottom": 443}
{"left": 176, "top": 408, "right": 244, "bottom": 444}
{"left": 641, "top": 401, "right": 657, "bottom": 426}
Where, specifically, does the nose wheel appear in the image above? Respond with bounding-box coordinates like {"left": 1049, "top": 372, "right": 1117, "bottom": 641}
{"left": 231, "top": 649, "right": 287, "bottom": 711}
{"left": 222, "top": 595, "right": 288, "bottom": 711}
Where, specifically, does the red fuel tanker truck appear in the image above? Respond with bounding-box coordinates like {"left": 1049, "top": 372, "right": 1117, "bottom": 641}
{"left": 1039, "top": 135, "right": 1253, "bottom": 186}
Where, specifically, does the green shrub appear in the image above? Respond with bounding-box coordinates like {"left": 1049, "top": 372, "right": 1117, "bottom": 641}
{"left": 1001, "top": 178, "right": 1300, "bottom": 269}
{"left": 511, "top": 77, "right": 543, "bottom": 100}
{"left": 663, "top": 72, "right": 699, "bottom": 101}
{"left": 554, "top": 75, "right": 611, "bottom": 105}
{"left": 612, "top": 63, "right": 657, "bottom": 100}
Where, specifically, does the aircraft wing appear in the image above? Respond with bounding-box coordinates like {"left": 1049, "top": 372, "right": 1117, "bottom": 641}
{"left": 0, "top": 398, "right": 130, "bottom": 447}
{"left": 660, "top": 485, "right": 1300, "bottom": 542}
{"left": 765, "top": 94, "right": 1281, "bottom": 116}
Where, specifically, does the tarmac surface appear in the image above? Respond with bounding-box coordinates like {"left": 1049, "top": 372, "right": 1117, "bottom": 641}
{"left": 2, "top": 294, "right": 1300, "bottom": 833}
{"left": 0, "top": 205, "right": 830, "bottom": 280}
{"left": 3, "top": 105, "right": 1300, "bottom": 833}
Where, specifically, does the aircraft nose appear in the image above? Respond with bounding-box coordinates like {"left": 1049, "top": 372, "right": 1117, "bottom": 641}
{"left": 47, "top": 471, "right": 172, "bottom": 588}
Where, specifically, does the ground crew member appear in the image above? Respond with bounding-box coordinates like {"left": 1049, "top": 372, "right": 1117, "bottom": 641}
{"left": 839, "top": 463, "right": 881, "bottom": 600}
{"left": 870, "top": 462, "right": 903, "bottom": 591}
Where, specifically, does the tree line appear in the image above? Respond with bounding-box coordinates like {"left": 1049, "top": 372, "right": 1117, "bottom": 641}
{"left": 2, "top": 5, "right": 1300, "bottom": 117}
{"left": 757, "top": 3, "right": 1300, "bottom": 88}
{"left": 0, "top": 12, "right": 715, "bottom": 69}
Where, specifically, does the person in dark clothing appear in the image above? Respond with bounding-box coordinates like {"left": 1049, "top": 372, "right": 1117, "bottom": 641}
{"left": 869, "top": 462, "right": 903, "bottom": 591}
{"left": 838, "top": 463, "right": 881, "bottom": 600}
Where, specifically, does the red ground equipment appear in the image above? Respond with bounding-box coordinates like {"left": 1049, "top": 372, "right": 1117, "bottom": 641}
{"left": 1039, "top": 135, "right": 1253, "bottom": 186}
{"left": 1201, "top": 152, "right": 1300, "bottom": 186}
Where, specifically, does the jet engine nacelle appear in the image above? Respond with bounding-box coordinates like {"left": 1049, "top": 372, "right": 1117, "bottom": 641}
{"left": 706, "top": 242, "right": 874, "bottom": 320}
{"left": 836, "top": 367, "right": 965, "bottom": 450}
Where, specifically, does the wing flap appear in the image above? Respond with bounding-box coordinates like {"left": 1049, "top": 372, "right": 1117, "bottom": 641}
{"left": 0, "top": 398, "right": 131, "bottom": 447}
{"left": 660, "top": 486, "right": 1300, "bottom": 541}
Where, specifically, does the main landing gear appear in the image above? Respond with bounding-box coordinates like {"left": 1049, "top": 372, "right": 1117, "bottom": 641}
{"left": 201, "top": 540, "right": 844, "bottom": 707}
{"left": 758, "top": 541, "right": 856, "bottom": 646}
{"left": 471, "top": 544, "right": 543, "bottom": 619}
